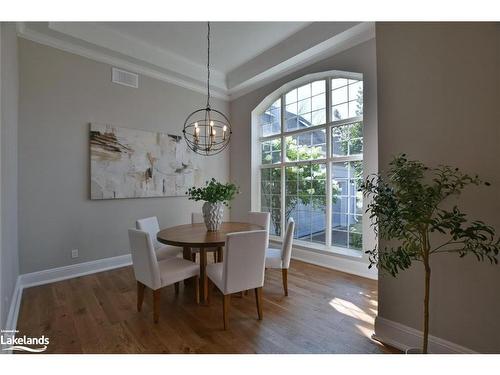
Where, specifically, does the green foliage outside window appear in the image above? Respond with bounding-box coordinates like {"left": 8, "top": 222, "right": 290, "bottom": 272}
{"left": 261, "top": 137, "right": 334, "bottom": 236}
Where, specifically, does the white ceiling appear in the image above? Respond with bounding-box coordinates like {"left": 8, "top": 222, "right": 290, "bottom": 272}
{"left": 100, "top": 22, "right": 310, "bottom": 74}
{"left": 17, "top": 22, "right": 375, "bottom": 99}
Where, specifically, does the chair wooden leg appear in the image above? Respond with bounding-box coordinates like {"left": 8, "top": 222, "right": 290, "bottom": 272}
{"left": 223, "top": 294, "right": 231, "bottom": 330}
{"left": 137, "top": 281, "right": 145, "bottom": 312}
{"left": 194, "top": 275, "right": 200, "bottom": 304}
{"left": 213, "top": 251, "right": 217, "bottom": 263}
{"left": 255, "top": 287, "right": 263, "bottom": 320}
{"left": 153, "top": 289, "right": 161, "bottom": 324}
{"left": 191, "top": 253, "right": 196, "bottom": 262}
{"left": 217, "top": 247, "right": 223, "bottom": 262}
{"left": 282, "top": 268, "right": 288, "bottom": 296}
{"left": 174, "top": 282, "right": 179, "bottom": 295}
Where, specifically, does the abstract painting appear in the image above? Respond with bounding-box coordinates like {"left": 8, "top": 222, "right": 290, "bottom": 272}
{"left": 90, "top": 123, "right": 200, "bottom": 199}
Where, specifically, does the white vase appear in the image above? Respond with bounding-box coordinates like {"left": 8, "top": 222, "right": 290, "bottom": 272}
{"left": 202, "top": 201, "right": 224, "bottom": 231}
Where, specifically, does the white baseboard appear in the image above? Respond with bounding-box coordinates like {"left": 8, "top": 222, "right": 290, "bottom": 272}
{"left": 4, "top": 276, "right": 22, "bottom": 330}
{"left": 2, "top": 251, "right": 481, "bottom": 354}
{"left": 1, "top": 253, "right": 132, "bottom": 353}
{"left": 291, "top": 247, "right": 377, "bottom": 280}
{"left": 20, "top": 254, "right": 132, "bottom": 288}
{"left": 373, "top": 316, "right": 477, "bottom": 354}
{"left": 1, "top": 277, "right": 23, "bottom": 353}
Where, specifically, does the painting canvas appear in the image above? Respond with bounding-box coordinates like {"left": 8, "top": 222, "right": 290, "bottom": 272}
{"left": 90, "top": 123, "right": 200, "bottom": 199}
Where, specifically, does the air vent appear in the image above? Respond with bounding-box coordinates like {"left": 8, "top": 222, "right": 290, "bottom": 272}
{"left": 112, "top": 67, "right": 139, "bottom": 88}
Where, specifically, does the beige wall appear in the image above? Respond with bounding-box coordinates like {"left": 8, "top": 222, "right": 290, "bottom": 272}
{"left": 0, "top": 23, "right": 19, "bottom": 328}
{"left": 375, "top": 22, "right": 500, "bottom": 353}
{"left": 18, "top": 39, "right": 229, "bottom": 274}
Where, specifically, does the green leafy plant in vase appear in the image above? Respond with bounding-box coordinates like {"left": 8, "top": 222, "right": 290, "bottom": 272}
{"left": 186, "top": 178, "right": 239, "bottom": 231}
{"left": 361, "top": 155, "right": 499, "bottom": 353}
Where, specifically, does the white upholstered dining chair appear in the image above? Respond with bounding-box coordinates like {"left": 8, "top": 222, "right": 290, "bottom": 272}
{"left": 265, "top": 218, "right": 295, "bottom": 296}
{"left": 136, "top": 216, "right": 180, "bottom": 260}
{"left": 191, "top": 212, "right": 218, "bottom": 263}
{"left": 128, "top": 229, "right": 199, "bottom": 323}
{"left": 239, "top": 211, "right": 271, "bottom": 296}
{"left": 206, "top": 230, "right": 268, "bottom": 330}
{"left": 247, "top": 211, "right": 270, "bottom": 245}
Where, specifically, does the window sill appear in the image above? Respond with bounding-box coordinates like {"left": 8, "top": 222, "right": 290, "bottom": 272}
{"left": 269, "top": 236, "right": 363, "bottom": 260}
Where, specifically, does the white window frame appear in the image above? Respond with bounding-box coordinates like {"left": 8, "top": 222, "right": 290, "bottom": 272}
{"left": 252, "top": 70, "right": 364, "bottom": 258}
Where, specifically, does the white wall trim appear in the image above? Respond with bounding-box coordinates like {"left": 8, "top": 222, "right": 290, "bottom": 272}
{"left": 373, "top": 316, "right": 478, "bottom": 354}
{"left": 15, "top": 23, "right": 229, "bottom": 101}
{"left": 4, "top": 276, "right": 22, "bottom": 331}
{"left": 2, "top": 254, "right": 480, "bottom": 354}
{"left": 291, "top": 246, "right": 377, "bottom": 280}
{"left": 1, "top": 253, "right": 132, "bottom": 353}
{"left": 15, "top": 22, "right": 374, "bottom": 102}
{"left": 251, "top": 69, "right": 377, "bottom": 277}
{"left": 2, "top": 248, "right": 374, "bottom": 339}
{"left": 48, "top": 22, "right": 227, "bottom": 92}
{"left": 1, "top": 277, "right": 22, "bottom": 354}
{"left": 228, "top": 22, "right": 375, "bottom": 99}
{"left": 20, "top": 254, "right": 132, "bottom": 289}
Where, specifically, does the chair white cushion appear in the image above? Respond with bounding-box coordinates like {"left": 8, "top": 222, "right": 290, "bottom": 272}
{"left": 206, "top": 262, "right": 224, "bottom": 292}
{"left": 265, "top": 248, "right": 283, "bottom": 269}
{"left": 136, "top": 216, "right": 181, "bottom": 260}
{"left": 155, "top": 245, "right": 181, "bottom": 261}
{"left": 129, "top": 229, "right": 161, "bottom": 289}
{"left": 264, "top": 219, "right": 295, "bottom": 270}
{"left": 248, "top": 211, "right": 270, "bottom": 247}
{"left": 281, "top": 219, "right": 295, "bottom": 269}
{"left": 207, "top": 230, "right": 267, "bottom": 295}
{"left": 158, "top": 258, "right": 199, "bottom": 287}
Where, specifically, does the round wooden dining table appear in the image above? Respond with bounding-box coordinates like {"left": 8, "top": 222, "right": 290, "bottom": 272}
{"left": 157, "top": 222, "right": 263, "bottom": 303}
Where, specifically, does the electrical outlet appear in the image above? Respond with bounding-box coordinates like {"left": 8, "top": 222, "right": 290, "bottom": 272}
{"left": 71, "top": 249, "right": 79, "bottom": 259}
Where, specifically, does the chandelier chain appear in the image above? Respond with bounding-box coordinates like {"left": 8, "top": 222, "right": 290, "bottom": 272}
{"left": 206, "top": 21, "right": 211, "bottom": 109}
{"left": 183, "top": 21, "right": 231, "bottom": 156}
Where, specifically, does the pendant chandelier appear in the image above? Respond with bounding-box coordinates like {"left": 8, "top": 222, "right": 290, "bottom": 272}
{"left": 183, "top": 22, "right": 232, "bottom": 156}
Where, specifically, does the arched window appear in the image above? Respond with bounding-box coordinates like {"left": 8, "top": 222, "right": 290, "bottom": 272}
{"left": 254, "top": 71, "right": 364, "bottom": 253}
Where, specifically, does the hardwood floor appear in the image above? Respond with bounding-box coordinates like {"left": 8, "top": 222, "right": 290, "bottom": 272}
{"left": 16, "top": 259, "right": 398, "bottom": 354}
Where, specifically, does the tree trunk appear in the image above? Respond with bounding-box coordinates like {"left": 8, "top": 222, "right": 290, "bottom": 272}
{"left": 423, "top": 258, "right": 431, "bottom": 354}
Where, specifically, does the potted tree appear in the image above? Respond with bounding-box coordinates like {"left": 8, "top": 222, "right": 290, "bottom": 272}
{"left": 186, "top": 178, "right": 239, "bottom": 231}
{"left": 361, "top": 155, "right": 499, "bottom": 353}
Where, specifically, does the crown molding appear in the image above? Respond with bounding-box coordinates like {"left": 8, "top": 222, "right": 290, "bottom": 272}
{"left": 16, "top": 22, "right": 229, "bottom": 100}
{"left": 227, "top": 22, "right": 375, "bottom": 100}
{"left": 16, "top": 22, "right": 375, "bottom": 103}
{"left": 48, "top": 22, "right": 227, "bottom": 92}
